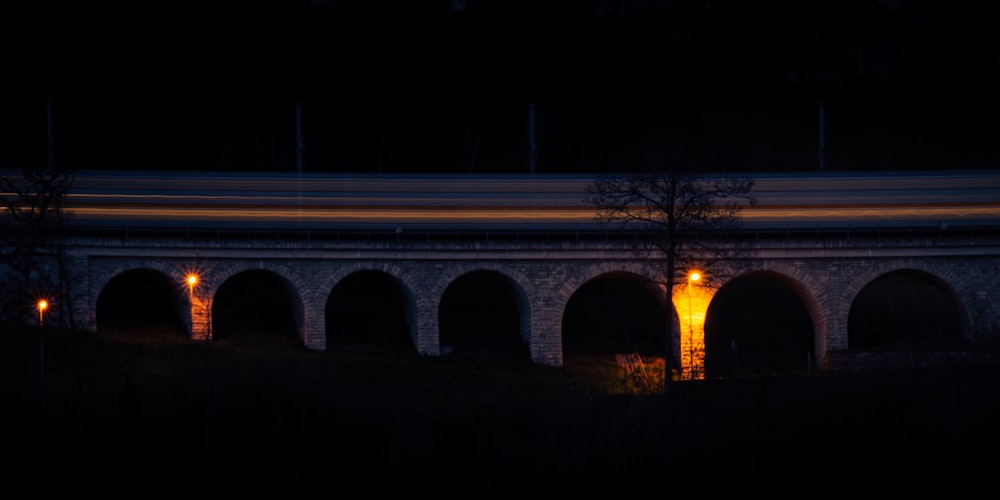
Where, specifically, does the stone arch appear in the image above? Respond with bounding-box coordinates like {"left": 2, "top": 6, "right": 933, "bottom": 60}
{"left": 320, "top": 262, "right": 420, "bottom": 350}
{"left": 720, "top": 262, "right": 831, "bottom": 363}
{"left": 88, "top": 259, "right": 196, "bottom": 334}
{"left": 557, "top": 261, "right": 672, "bottom": 362}
{"left": 556, "top": 261, "right": 665, "bottom": 310}
{"left": 431, "top": 262, "right": 535, "bottom": 351}
{"left": 210, "top": 260, "right": 311, "bottom": 344}
{"left": 320, "top": 262, "right": 420, "bottom": 307}
{"left": 705, "top": 266, "right": 826, "bottom": 377}
{"left": 841, "top": 259, "right": 973, "bottom": 344}
{"left": 431, "top": 262, "right": 537, "bottom": 303}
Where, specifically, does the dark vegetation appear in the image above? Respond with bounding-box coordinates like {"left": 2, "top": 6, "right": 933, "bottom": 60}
{"left": 3, "top": 326, "right": 999, "bottom": 498}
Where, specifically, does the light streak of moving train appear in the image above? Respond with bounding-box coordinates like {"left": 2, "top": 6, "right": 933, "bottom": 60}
{"left": 31, "top": 169, "right": 1000, "bottom": 232}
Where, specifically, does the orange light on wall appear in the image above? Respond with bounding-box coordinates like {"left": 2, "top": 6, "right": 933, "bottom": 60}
{"left": 183, "top": 272, "right": 211, "bottom": 342}
{"left": 672, "top": 270, "right": 711, "bottom": 381}
{"left": 687, "top": 271, "right": 700, "bottom": 380}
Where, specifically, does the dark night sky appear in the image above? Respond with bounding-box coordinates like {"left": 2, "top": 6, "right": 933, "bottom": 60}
{"left": 3, "top": 0, "right": 1000, "bottom": 173}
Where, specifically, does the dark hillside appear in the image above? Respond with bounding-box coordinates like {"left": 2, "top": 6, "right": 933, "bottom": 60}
{"left": 2, "top": 328, "right": 999, "bottom": 498}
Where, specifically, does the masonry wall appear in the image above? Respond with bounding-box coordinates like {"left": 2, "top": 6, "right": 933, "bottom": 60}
{"left": 65, "top": 232, "right": 1000, "bottom": 373}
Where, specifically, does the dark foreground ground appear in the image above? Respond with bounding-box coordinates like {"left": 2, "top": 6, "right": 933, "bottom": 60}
{"left": 3, "top": 329, "right": 1000, "bottom": 499}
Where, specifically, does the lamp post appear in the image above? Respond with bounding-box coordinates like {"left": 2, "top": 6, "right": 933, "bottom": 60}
{"left": 37, "top": 298, "right": 48, "bottom": 404}
{"left": 186, "top": 274, "right": 198, "bottom": 312}
{"left": 38, "top": 299, "right": 48, "bottom": 326}
{"left": 186, "top": 274, "right": 201, "bottom": 340}
{"left": 687, "top": 271, "right": 700, "bottom": 380}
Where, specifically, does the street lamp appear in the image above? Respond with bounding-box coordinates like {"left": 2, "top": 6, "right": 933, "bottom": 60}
{"left": 186, "top": 274, "right": 199, "bottom": 307}
{"left": 687, "top": 271, "right": 701, "bottom": 380}
{"left": 186, "top": 274, "right": 199, "bottom": 311}
{"left": 185, "top": 273, "right": 204, "bottom": 341}
{"left": 37, "top": 299, "right": 48, "bottom": 326}
{"left": 37, "top": 298, "right": 49, "bottom": 404}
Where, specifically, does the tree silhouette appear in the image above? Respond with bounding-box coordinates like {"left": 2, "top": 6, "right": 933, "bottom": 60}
{"left": 0, "top": 164, "right": 74, "bottom": 327}
{"left": 0, "top": 97, "right": 75, "bottom": 326}
{"left": 583, "top": 170, "right": 756, "bottom": 392}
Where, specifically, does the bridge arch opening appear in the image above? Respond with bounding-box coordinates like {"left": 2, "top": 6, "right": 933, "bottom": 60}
{"left": 704, "top": 271, "right": 815, "bottom": 378}
{"left": 438, "top": 270, "right": 528, "bottom": 357}
{"left": 848, "top": 270, "right": 968, "bottom": 351}
{"left": 96, "top": 268, "right": 188, "bottom": 341}
{"left": 562, "top": 272, "right": 670, "bottom": 360}
{"left": 325, "top": 270, "right": 415, "bottom": 353}
{"left": 212, "top": 269, "right": 302, "bottom": 348}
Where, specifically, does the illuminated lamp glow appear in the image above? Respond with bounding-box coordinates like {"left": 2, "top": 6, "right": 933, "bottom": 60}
{"left": 37, "top": 299, "right": 49, "bottom": 326}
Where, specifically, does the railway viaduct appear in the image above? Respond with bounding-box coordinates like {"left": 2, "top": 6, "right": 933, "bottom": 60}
{"left": 18, "top": 169, "right": 1000, "bottom": 377}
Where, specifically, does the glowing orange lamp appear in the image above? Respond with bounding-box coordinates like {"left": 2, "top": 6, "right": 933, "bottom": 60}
{"left": 37, "top": 299, "right": 48, "bottom": 326}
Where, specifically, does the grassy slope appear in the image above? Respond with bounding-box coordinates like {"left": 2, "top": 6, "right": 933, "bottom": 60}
{"left": 3, "top": 328, "right": 999, "bottom": 498}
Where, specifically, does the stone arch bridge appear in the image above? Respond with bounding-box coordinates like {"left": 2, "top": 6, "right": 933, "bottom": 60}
{"left": 40, "top": 170, "right": 1000, "bottom": 376}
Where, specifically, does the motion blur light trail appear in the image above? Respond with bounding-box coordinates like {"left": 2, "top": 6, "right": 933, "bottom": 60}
{"left": 10, "top": 169, "right": 1000, "bottom": 232}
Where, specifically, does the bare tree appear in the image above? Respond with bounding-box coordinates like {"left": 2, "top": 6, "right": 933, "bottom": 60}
{"left": 583, "top": 170, "right": 756, "bottom": 392}
{"left": 0, "top": 165, "right": 74, "bottom": 327}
